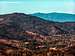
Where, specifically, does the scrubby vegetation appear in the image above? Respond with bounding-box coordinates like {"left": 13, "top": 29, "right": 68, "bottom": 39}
{"left": 0, "top": 13, "right": 75, "bottom": 56}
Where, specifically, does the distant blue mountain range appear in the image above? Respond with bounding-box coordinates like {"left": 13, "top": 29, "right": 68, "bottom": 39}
{"left": 32, "top": 12, "right": 75, "bottom": 22}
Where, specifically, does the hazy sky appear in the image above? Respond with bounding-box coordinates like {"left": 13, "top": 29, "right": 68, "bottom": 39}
{"left": 0, "top": 0, "right": 74, "bottom": 14}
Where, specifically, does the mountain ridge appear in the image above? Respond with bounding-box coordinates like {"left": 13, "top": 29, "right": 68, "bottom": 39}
{"left": 32, "top": 12, "right": 75, "bottom": 22}
{"left": 0, "top": 13, "right": 75, "bottom": 40}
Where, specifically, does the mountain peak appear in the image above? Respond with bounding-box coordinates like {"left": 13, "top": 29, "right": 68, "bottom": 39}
{"left": 9, "top": 12, "right": 27, "bottom": 16}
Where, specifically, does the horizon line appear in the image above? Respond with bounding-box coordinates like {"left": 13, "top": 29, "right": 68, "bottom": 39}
{"left": 0, "top": 12, "right": 75, "bottom": 15}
